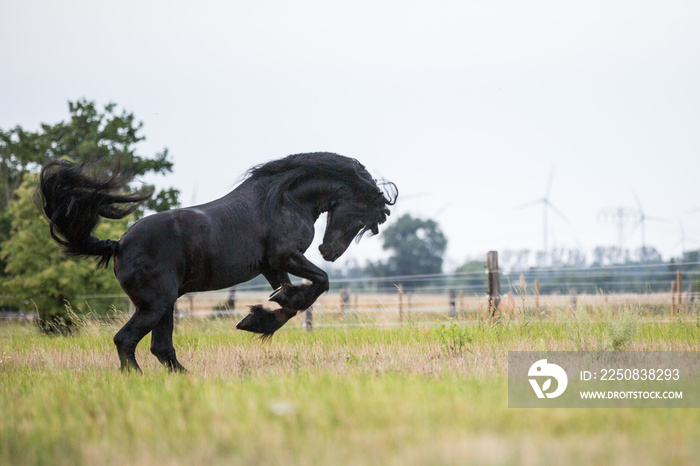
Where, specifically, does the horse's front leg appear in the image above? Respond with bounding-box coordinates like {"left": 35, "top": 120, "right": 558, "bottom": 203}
{"left": 236, "top": 259, "right": 324, "bottom": 337}
{"left": 269, "top": 252, "right": 329, "bottom": 311}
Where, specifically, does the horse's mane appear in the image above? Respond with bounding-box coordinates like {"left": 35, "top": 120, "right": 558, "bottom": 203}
{"left": 246, "top": 152, "right": 383, "bottom": 212}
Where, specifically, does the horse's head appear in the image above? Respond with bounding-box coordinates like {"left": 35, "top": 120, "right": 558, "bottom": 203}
{"left": 319, "top": 182, "right": 397, "bottom": 262}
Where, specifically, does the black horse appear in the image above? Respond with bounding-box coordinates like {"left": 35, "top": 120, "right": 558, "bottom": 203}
{"left": 37, "top": 152, "right": 396, "bottom": 372}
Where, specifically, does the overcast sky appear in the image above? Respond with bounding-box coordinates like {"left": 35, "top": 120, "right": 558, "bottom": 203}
{"left": 2, "top": 0, "right": 699, "bottom": 270}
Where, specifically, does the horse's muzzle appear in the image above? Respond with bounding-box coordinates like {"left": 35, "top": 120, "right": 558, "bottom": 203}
{"left": 319, "top": 243, "right": 341, "bottom": 262}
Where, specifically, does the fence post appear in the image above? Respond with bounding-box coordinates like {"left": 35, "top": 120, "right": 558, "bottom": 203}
{"left": 397, "top": 284, "right": 404, "bottom": 323}
{"left": 569, "top": 288, "right": 577, "bottom": 312}
{"left": 407, "top": 292, "right": 412, "bottom": 321}
{"left": 677, "top": 270, "right": 683, "bottom": 311}
{"left": 671, "top": 281, "right": 676, "bottom": 312}
{"left": 487, "top": 251, "right": 501, "bottom": 317}
{"left": 449, "top": 289, "right": 456, "bottom": 318}
{"left": 227, "top": 285, "right": 236, "bottom": 310}
{"left": 303, "top": 307, "right": 313, "bottom": 331}
{"left": 535, "top": 279, "right": 540, "bottom": 312}
{"left": 340, "top": 288, "right": 349, "bottom": 320}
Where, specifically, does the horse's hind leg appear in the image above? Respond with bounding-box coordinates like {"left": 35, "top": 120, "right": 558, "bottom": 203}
{"left": 113, "top": 300, "right": 172, "bottom": 373}
{"left": 150, "top": 307, "right": 187, "bottom": 373}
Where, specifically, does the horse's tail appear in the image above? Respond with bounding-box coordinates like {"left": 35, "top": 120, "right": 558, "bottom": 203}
{"left": 37, "top": 160, "right": 152, "bottom": 268}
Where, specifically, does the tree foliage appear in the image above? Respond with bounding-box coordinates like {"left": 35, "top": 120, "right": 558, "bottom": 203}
{"left": 452, "top": 260, "right": 487, "bottom": 291}
{"left": 0, "top": 99, "right": 179, "bottom": 219}
{"left": 1, "top": 175, "right": 128, "bottom": 332}
{"left": 366, "top": 214, "right": 447, "bottom": 282}
{"left": 0, "top": 99, "right": 179, "bottom": 331}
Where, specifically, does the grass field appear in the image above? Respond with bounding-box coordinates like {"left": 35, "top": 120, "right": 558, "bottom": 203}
{"left": 1, "top": 307, "right": 699, "bottom": 465}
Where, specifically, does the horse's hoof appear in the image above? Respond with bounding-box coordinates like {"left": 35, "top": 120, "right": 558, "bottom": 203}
{"left": 236, "top": 305, "right": 297, "bottom": 338}
{"left": 119, "top": 362, "right": 143, "bottom": 374}
{"left": 166, "top": 361, "right": 188, "bottom": 373}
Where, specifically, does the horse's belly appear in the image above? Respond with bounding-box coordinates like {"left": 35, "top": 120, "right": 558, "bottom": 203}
{"left": 180, "top": 241, "right": 263, "bottom": 294}
{"left": 184, "top": 263, "right": 260, "bottom": 294}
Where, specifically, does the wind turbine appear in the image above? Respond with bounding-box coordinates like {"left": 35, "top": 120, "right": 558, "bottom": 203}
{"left": 675, "top": 219, "right": 700, "bottom": 258}
{"left": 630, "top": 190, "right": 670, "bottom": 249}
{"left": 676, "top": 220, "right": 687, "bottom": 257}
{"left": 515, "top": 167, "right": 570, "bottom": 267}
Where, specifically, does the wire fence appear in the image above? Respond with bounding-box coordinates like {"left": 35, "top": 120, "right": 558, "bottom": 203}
{"left": 2, "top": 261, "right": 699, "bottom": 323}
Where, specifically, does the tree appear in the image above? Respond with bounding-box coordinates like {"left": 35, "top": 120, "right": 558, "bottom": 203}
{"left": 452, "top": 259, "right": 487, "bottom": 293}
{"left": 0, "top": 98, "right": 179, "bottom": 214}
{"left": 1, "top": 175, "right": 129, "bottom": 333}
{"left": 0, "top": 100, "right": 180, "bottom": 331}
{"left": 366, "top": 214, "right": 447, "bottom": 282}
{"left": 0, "top": 99, "right": 180, "bottom": 275}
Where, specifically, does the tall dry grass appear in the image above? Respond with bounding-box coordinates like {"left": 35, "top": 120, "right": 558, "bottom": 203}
{"left": 1, "top": 309, "right": 698, "bottom": 465}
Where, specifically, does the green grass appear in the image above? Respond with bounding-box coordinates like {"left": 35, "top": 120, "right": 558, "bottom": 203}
{"left": 1, "top": 311, "right": 699, "bottom": 465}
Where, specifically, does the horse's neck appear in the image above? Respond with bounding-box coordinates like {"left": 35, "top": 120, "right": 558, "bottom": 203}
{"left": 289, "top": 179, "right": 346, "bottom": 216}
